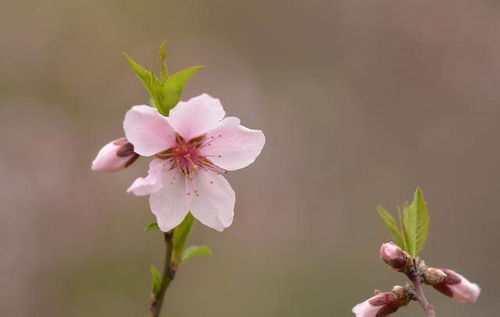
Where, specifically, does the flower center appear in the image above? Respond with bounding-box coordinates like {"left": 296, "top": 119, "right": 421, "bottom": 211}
{"left": 156, "top": 134, "right": 225, "bottom": 177}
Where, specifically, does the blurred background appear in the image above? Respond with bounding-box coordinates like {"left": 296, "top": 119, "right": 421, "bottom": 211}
{"left": 1, "top": 0, "right": 499, "bottom": 316}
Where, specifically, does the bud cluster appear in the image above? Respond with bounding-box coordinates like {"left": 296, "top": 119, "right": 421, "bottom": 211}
{"left": 352, "top": 242, "right": 480, "bottom": 316}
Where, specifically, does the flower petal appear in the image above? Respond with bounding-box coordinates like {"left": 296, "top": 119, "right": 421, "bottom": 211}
{"left": 127, "top": 159, "right": 166, "bottom": 196}
{"left": 168, "top": 94, "right": 225, "bottom": 140}
{"left": 123, "top": 105, "right": 177, "bottom": 156}
{"left": 200, "top": 117, "right": 265, "bottom": 171}
{"left": 189, "top": 171, "right": 235, "bottom": 231}
{"left": 149, "top": 170, "right": 191, "bottom": 232}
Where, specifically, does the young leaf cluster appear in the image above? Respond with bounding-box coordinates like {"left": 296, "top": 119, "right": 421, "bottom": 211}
{"left": 123, "top": 40, "right": 204, "bottom": 116}
{"left": 377, "top": 188, "right": 430, "bottom": 258}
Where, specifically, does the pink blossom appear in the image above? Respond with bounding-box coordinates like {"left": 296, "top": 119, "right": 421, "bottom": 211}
{"left": 430, "top": 268, "right": 480, "bottom": 303}
{"left": 92, "top": 138, "right": 139, "bottom": 172}
{"left": 379, "top": 242, "right": 409, "bottom": 272}
{"left": 352, "top": 288, "right": 406, "bottom": 317}
{"left": 124, "top": 94, "right": 265, "bottom": 232}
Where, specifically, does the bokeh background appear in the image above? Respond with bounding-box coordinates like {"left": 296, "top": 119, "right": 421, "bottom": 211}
{"left": 1, "top": 0, "right": 499, "bottom": 316}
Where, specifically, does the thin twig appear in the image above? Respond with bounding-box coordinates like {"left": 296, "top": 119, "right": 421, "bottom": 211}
{"left": 407, "top": 260, "right": 436, "bottom": 317}
{"left": 150, "top": 231, "right": 177, "bottom": 317}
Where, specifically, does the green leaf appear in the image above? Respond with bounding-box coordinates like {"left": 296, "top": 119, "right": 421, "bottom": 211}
{"left": 158, "top": 40, "right": 169, "bottom": 81}
{"left": 172, "top": 213, "right": 196, "bottom": 264}
{"left": 413, "top": 188, "right": 430, "bottom": 255}
{"left": 148, "top": 69, "right": 166, "bottom": 114}
{"left": 123, "top": 53, "right": 156, "bottom": 97}
{"left": 181, "top": 245, "right": 212, "bottom": 264}
{"left": 400, "top": 188, "right": 431, "bottom": 258}
{"left": 150, "top": 265, "right": 162, "bottom": 295}
{"left": 158, "top": 66, "right": 205, "bottom": 115}
{"left": 123, "top": 53, "right": 165, "bottom": 115}
{"left": 145, "top": 222, "right": 159, "bottom": 231}
{"left": 403, "top": 202, "right": 417, "bottom": 258}
{"left": 377, "top": 206, "right": 404, "bottom": 248}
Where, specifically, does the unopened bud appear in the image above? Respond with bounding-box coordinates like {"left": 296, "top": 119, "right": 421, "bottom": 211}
{"left": 379, "top": 242, "right": 410, "bottom": 272}
{"left": 426, "top": 268, "right": 481, "bottom": 303}
{"left": 91, "top": 138, "right": 139, "bottom": 172}
{"left": 352, "top": 285, "right": 410, "bottom": 317}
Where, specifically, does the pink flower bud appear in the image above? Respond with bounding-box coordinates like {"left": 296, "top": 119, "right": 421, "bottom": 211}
{"left": 352, "top": 286, "right": 408, "bottom": 317}
{"left": 379, "top": 242, "right": 410, "bottom": 272}
{"left": 428, "top": 268, "right": 480, "bottom": 303}
{"left": 91, "top": 138, "right": 139, "bottom": 172}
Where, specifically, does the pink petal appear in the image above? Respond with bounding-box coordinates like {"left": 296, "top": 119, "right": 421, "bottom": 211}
{"left": 149, "top": 170, "right": 191, "bottom": 232}
{"left": 352, "top": 298, "right": 383, "bottom": 317}
{"left": 447, "top": 270, "right": 481, "bottom": 303}
{"left": 168, "top": 94, "right": 225, "bottom": 140}
{"left": 123, "top": 105, "right": 177, "bottom": 156}
{"left": 200, "top": 117, "right": 265, "bottom": 171}
{"left": 189, "top": 171, "right": 235, "bottom": 231}
{"left": 127, "top": 159, "right": 166, "bottom": 196}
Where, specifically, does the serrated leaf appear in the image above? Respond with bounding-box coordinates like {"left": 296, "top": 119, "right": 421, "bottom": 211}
{"left": 172, "top": 213, "right": 195, "bottom": 264}
{"left": 377, "top": 206, "right": 404, "bottom": 248}
{"left": 145, "top": 222, "right": 159, "bottom": 231}
{"left": 413, "top": 188, "right": 430, "bottom": 255}
{"left": 181, "top": 245, "right": 212, "bottom": 264}
{"left": 157, "top": 66, "right": 204, "bottom": 115}
{"left": 150, "top": 265, "right": 162, "bottom": 295}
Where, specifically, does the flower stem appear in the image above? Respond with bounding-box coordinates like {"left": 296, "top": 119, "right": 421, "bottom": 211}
{"left": 150, "top": 231, "right": 177, "bottom": 317}
{"left": 407, "top": 260, "right": 436, "bottom": 317}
